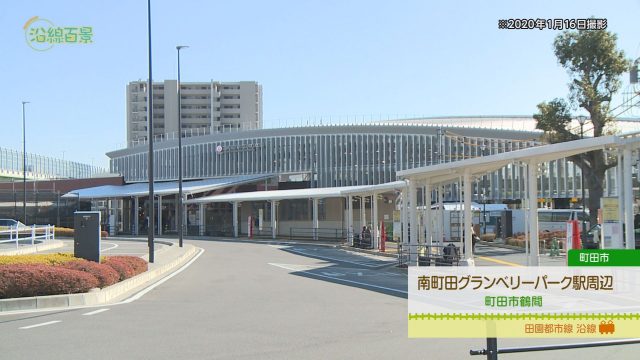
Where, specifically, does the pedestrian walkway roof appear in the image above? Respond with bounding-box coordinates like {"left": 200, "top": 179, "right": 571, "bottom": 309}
{"left": 62, "top": 174, "right": 274, "bottom": 199}
{"left": 397, "top": 135, "right": 627, "bottom": 184}
{"left": 186, "top": 180, "right": 407, "bottom": 204}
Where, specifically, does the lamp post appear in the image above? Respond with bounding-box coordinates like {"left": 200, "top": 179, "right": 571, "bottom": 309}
{"left": 22, "top": 101, "right": 29, "bottom": 225}
{"left": 176, "top": 45, "right": 188, "bottom": 248}
{"left": 147, "top": 0, "right": 155, "bottom": 263}
{"left": 577, "top": 115, "right": 588, "bottom": 244}
{"left": 480, "top": 143, "right": 488, "bottom": 234}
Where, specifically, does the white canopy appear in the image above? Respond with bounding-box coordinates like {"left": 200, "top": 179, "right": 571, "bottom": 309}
{"left": 62, "top": 174, "right": 273, "bottom": 199}
{"left": 186, "top": 180, "right": 407, "bottom": 204}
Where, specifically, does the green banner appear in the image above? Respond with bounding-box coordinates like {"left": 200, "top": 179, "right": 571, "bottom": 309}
{"left": 568, "top": 249, "right": 640, "bottom": 266}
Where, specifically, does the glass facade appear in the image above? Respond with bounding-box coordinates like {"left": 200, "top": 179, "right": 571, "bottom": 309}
{"left": 109, "top": 125, "right": 589, "bottom": 202}
{"left": 0, "top": 147, "right": 104, "bottom": 179}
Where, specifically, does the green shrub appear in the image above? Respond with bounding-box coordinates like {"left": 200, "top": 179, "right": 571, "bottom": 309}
{"left": 0, "top": 264, "right": 99, "bottom": 299}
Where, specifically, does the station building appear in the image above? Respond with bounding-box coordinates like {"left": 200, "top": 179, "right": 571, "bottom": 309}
{"left": 65, "top": 116, "right": 640, "bottom": 239}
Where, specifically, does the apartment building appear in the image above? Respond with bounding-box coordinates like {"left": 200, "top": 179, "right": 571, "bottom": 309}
{"left": 126, "top": 80, "right": 262, "bottom": 147}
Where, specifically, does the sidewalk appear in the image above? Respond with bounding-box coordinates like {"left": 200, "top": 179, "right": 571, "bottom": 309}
{"left": 0, "top": 238, "right": 201, "bottom": 313}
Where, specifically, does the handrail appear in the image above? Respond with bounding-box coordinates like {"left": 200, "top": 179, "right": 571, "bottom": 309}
{"left": 0, "top": 224, "right": 55, "bottom": 249}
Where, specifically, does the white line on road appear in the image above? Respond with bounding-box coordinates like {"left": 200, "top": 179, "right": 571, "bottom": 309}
{"left": 286, "top": 248, "right": 393, "bottom": 268}
{"left": 268, "top": 263, "right": 407, "bottom": 295}
{"left": 19, "top": 321, "right": 61, "bottom": 329}
{"left": 82, "top": 308, "right": 110, "bottom": 316}
{"left": 101, "top": 242, "right": 119, "bottom": 252}
{"left": 120, "top": 247, "right": 205, "bottom": 304}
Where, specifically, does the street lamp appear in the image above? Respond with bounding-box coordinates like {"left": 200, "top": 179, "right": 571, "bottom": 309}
{"left": 480, "top": 142, "right": 488, "bottom": 234}
{"left": 22, "top": 101, "right": 29, "bottom": 225}
{"left": 176, "top": 45, "right": 189, "bottom": 248}
{"left": 577, "top": 115, "right": 588, "bottom": 245}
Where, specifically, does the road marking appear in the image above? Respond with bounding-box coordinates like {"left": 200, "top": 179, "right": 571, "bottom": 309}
{"left": 82, "top": 308, "right": 110, "bottom": 316}
{"left": 268, "top": 263, "right": 407, "bottom": 295}
{"left": 101, "top": 242, "right": 119, "bottom": 252}
{"left": 120, "top": 247, "right": 205, "bottom": 304}
{"left": 19, "top": 320, "right": 61, "bottom": 329}
{"left": 476, "top": 256, "right": 523, "bottom": 267}
{"left": 286, "top": 248, "right": 393, "bottom": 268}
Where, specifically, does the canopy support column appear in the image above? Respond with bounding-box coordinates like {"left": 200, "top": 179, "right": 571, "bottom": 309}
{"left": 461, "top": 170, "right": 474, "bottom": 266}
{"left": 199, "top": 203, "right": 205, "bottom": 236}
{"left": 347, "top": 195, "right": 353, "bottom": 245}
{"left": 134, "top": 196, "right": 139, "bottom": 236}
{"left": 360, "top": 196, "right": 366, "bottom": 230}
{"left": 313, "top": 198, "right": 319, "bottom": 240}
{"left": 157, "top": 195, "right": 163, "bottom": 236}
{"left": 271, "top": 200, "right": 277, "bottom": 239}
{"left": 623, "top": 147, "right": 635, "bottom": 249}
{"left": 402, "top": 187, "right": 408, "bottom": 248}
{"left": 409, "top": 180, "right": 418, "bottom": 264}
{"left": 372, "top": 194, "right": 379, "bottom": 250}
{"left": 528, "top": 159, "right": 540, "bottom": 266}
{"left": 424, "top": 183, "right": 432, "bottom": 248}
{"left": 233, "top": 201, "right": 239, "bottom": 238}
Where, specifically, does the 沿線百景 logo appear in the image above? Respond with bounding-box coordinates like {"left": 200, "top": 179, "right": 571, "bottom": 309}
{"left": 24, "top": 16, "right": 93, "bottom": 51}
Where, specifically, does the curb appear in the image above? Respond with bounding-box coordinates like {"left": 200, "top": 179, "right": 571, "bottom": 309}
{"left": 0, "top": 240, "right": 64, "bottom": 256}
{"left": 0, "top": 244, "right": 200, "bottom": 312}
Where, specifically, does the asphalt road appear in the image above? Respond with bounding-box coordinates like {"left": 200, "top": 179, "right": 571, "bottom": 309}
{"left": 1, "top": 239, "right": 638, "bottom": 359}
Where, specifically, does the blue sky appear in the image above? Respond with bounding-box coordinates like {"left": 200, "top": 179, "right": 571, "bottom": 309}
{"left": 2, "top": 0, "right": 639, "bottom": 168}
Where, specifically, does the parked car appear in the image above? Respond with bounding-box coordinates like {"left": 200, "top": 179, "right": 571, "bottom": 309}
{"left": 0, "top": 219, "right": 26, "bottom": 231}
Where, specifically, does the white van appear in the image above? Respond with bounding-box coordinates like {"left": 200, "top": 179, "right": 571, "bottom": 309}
{"left": 537, "top": 209, "right": 589, "bottom": 232}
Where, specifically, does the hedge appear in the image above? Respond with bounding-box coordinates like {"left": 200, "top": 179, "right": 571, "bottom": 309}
{"left": 59, "top": 260, "right": 120, "bottom": 288}
{"left": 0, "top": 264, "right": 99, "bottom": 299}
{"left": 104, "top": 256, "right": 148, "bottom": 279}
{"left": 102, "top": 257, "right": 136, "bottom": 281}
{"left": 54, "top": 227, "right": 109, "bottom": 238}
{"left": 0, "top": 253, "right": 76, "bottom": 266}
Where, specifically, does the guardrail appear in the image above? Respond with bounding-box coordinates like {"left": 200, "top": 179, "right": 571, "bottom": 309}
{"left": 0, "top": 224, "right": 55, "bottom": 249}
{"left": 397, "top": 243, "right": 461, "bottom": 267}
{"left": 288, "top": 227, "right": 346, "bottom": 241}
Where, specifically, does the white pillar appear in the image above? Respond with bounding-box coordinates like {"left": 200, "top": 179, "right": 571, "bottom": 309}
{"left": 437, "top": 184, "right": 444, "bottom": 246}
{"left": 402, "top": 187, "right": 409, "bottom": 247}
{"left": 199, "top": 203, "right": 205, "bottom": 236}
{"left": 157, "top": 195, "right": 162, "bottom": 236}
{"left": 360, "top": 196, "right": 366, "bottom": 229}
{"left": 528, "top": 160, "right": 540, "bottom": 266}
{"left": 409, "top": 180, "right": 418, "bottom": 264}
{"left": 233, "top": 201, "right": 239, "bottom": 238}
{"left": 347, "top": 196, "right": 353, "bottom": 245}
{"left": 372, "top": 194, "right": 379, "bottom": 249}
{"left": 271, "top": 200, "right": 277, "bottom": 239}
{"left": 617, "top": 151, "right": 624, "bottom": 248}
{"left": 313, "top": 198, "right": 319, "bottom": 240}
{"left": 462, "top": 170, "right": 474, "bottom": 266}
{"left": 134, "top": 197, "right": 139, "bottom": 236}
{"left": 425, "top": 183, "right": 432, "bottom": 248}
{"left": 624, "top": 147, "right": 635, "bottom": 249}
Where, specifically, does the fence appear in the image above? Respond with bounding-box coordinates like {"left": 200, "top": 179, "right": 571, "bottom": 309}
{"left": 470, "top": 337, "right": 640, "bottom": 359}
{"left": 288, "top": 227, "right": 346, "bottom": 241}
{"left": 0, "top": 224, "right": 55, "bottom": 248}
{"left": 397, "top": 243, "right": 462, "bottom": 267}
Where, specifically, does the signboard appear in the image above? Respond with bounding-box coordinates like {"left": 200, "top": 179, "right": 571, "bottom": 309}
{"left": 601, "top": 197, "right": 623, "bottom": 249}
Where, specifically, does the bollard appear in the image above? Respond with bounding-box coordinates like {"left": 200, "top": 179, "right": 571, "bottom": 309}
{"left": 31, "top": 225, "right": 35, "bottom": 245}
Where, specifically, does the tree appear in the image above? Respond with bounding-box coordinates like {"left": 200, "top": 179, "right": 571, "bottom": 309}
{"left": 533, "top": 29, "right": 629, "bottom": 226}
